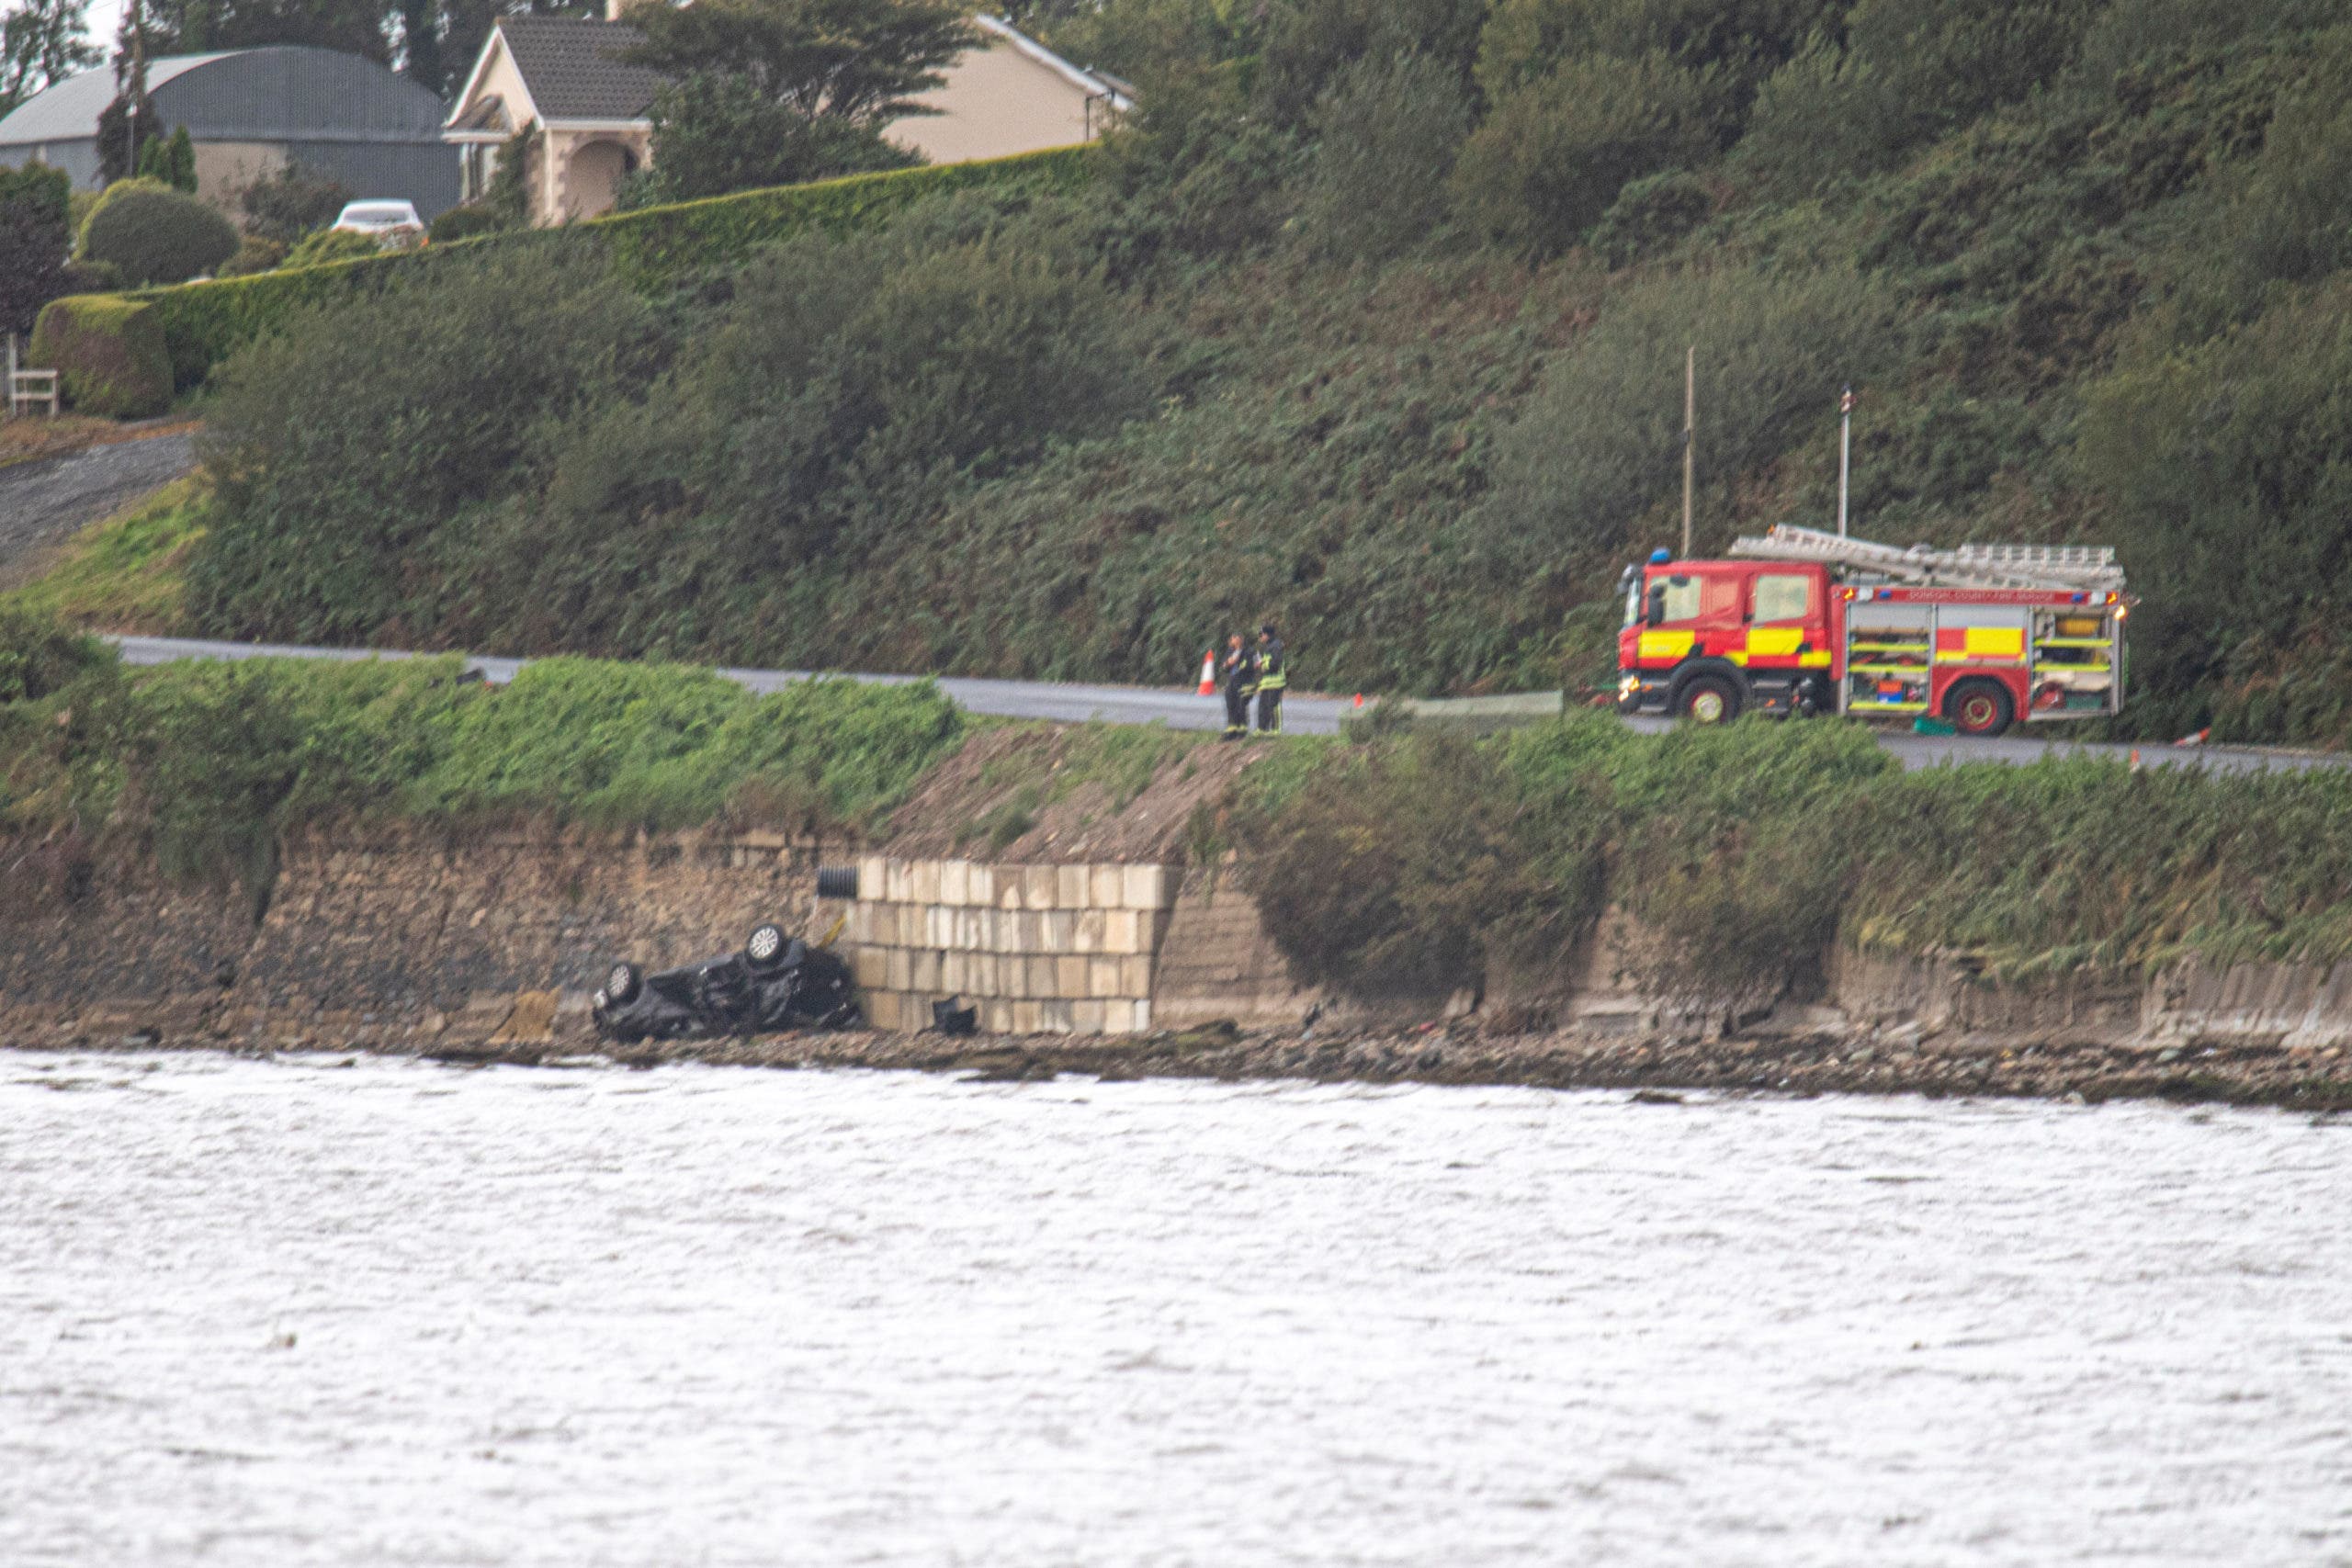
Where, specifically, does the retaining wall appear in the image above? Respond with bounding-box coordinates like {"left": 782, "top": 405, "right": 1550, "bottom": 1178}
{"left": 840, "top": 855, "right": 1177, "bottom": 1035}
{"left": 11, "top": 829, "right": 2352, "bottom": 1062}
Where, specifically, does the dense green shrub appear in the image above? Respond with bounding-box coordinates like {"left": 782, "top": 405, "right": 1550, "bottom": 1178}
{"left": 281, "top": 226, "right": 379, "bottom": 269}
{"left": 110, "top": 146, "right": 1095, "bottom": 391}
{"left": 27, "top": 294, "right": 173, "bottom": 418}
{"left": 0, "top": 161, "right": 73, "bottom": 336}
{"left": 1295, "top": 51, "right": 1473, "bottom": 263}
{"left": 78, "top": 182, "right": 240, "bottom": 286}
{"left": 0, "top": 608, "right": 113, "bottom": 705}
{"left": 1243, "top": 731, "right": 1577, "bottom": 997}
{"left": 1451, "top": 51, "right": 1715, "bottom": 256}
{"left": 1476, "top": 261, "right": 1902, "bottom": 587}
{"left": 591, "top": 144, "right": 1096, "bottom": 288}
{"left": 426, "top": 203, "right": 506, "bottom": 243}
{"left": 1741, "top": 0, "right": 2108, "bottom": 188}
{"left": 1588, "top": 169, "right": 1713, "bottom": 268}
{"left": 186, "top": 248, "right": 656, "bottom": 642}
{"left": 2077, "top": 273, "right": 2352, "bottom": 739}
{"left": 216, "top": 235, "right": 288, "bottom": 278}
{"left": 1250, "top": 0, "right": 1487, "bottom": 128}
{"left": 450, "top": 209, "right": 1157, "bottom": 657}
{"left": 239, "top": 162, "right": 352, "bottom": 244}
{"left": 616, "top": 72, "right": 919, "bottom": 210}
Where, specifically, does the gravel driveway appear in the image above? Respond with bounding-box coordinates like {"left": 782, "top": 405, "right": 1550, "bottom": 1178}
{"left": 0, "top": 432, "right": 198, "bottom": 576}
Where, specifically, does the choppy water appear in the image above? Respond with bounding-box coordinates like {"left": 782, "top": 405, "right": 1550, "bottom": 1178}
{"left": 2, "top": 1054, "right": 2347, "bottom": 1566}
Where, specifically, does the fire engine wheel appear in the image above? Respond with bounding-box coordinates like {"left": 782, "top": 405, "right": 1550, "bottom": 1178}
{"left": 1946, "top": 680, "right": 2015, "bottom": 739}
{"left": 1677, "top": 675, "right": 1742, "bottom": 725}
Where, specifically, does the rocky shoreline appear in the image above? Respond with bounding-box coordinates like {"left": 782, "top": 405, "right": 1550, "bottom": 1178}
{"left": 15, "top": 1019, "right": 2351, "bottom": 1112}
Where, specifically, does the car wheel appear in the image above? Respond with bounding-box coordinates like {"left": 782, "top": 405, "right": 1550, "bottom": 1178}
{"left": 605, "top": 961, "right": 641, "bottom": 1005}
{"left": 1677, "top": 674, "right": 1742, "bottom": 725}
{"left": 1946, "top": 678, "right": 2015, "bottom": 738}
{"left": 745, "top": 922, "right": 787, "bottom": 971}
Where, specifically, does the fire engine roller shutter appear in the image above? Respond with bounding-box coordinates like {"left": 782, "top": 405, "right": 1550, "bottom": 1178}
{"left": 1934, "top": 626, "right": 2027, "bottom": 662}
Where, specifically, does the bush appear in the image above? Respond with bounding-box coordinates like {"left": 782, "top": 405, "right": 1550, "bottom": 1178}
{"left": 1476, "top": 261, "right": 1903, "bottom": 586}
{"left": 186, "top": 247, "right": 655, "bottom": 642}
{"left": 78, "top": 182, "right": 241, "bottom": 286}
{"left": 2077, "top": 274, "right": 2352, "bottom": 739}
{"left": 1588, "top": 169, "right": 1713, "bottom": 268}
{"left": 75, "top": 177, "right": 171, "bottom": 252}
{"left": 456, "top": 210, "right": 1156, "bottom": 657}
{"left": 1740, "top": 0, "right": 2107, "bottom": 187}
{"left": 27, "top": 294, "right": 174, "bottom": 418}
{"left": 426, "top": 202, "right": 506, "bottom": 243}
{"left": 281, "top": 226, "right": 379, "bottom": 269}
{"left": 60, "top": 258, "right": 122, "bottom": 293}
{"left": 1243, "top": 731, "right": 1576, "bottom": 997}
{"left": 1450, "top": 51, "right": 1716, "bottom": 256}
{"left": 216, "top": 235, "right": 288, "bottom": 277}
{"left": 616, "top": 72, "right": 920, "bottom": 210}
{"left": 1295, "top": 51, "right": 1473, "bottom": 263}
{"left": 0, "top": 607, "right": 115, "bottom": 705}
{"left": 0, "top": 161, "right": 73, "bottom": 337}
{"left": 113, "top": 145, "right": 1097, "bottom": 392}
{"left": 238, "top": 162, "right": 351, "bottom": 244}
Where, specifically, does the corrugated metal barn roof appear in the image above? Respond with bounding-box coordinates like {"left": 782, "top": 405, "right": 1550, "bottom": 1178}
{"left": 0, "top": 46, "right": 445, "bottom": 150}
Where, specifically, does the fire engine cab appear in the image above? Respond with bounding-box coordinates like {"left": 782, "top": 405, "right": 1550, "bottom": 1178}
{"left": 1615, "top": 525, "right": 2128, "bottom": 738}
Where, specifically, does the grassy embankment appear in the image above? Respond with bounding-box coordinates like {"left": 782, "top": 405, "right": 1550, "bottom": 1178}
{"left": 41, "top": 0, "right": 2352, "bottom": 743}
{"left": 12, "top": 615, "right": 2352, "bottom": 1007}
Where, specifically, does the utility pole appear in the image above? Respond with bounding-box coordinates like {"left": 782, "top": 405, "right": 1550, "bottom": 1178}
{"left": 1682, "top": 345, "right": 1695, "bottom": 558}
{"left": 1838, "top": 385, "right": 1854, "bottom": 538}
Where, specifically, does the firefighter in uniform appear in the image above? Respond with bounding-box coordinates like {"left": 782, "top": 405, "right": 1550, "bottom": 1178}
{"left": 1219, "top": 633, "right": 1255, "bottom": 740}
{"left": 1254, "top": 624, "right": 1286, "bottom": 734}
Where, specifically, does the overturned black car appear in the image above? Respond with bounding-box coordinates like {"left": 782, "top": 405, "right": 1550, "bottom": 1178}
{"left": 592, "top": 922, "right": 859, "bottom": 1043}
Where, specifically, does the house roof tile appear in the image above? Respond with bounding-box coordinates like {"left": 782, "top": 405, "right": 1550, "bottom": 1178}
{"left": 496, "top": 17, "right": 663, "bottom": 123}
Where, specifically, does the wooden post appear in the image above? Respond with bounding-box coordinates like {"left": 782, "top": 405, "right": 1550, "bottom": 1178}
{"left": 1681, "top": 345, "right": 1695, "bottom": 558}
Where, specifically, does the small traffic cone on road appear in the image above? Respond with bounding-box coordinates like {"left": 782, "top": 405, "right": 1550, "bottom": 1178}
{"left": 2175, "top": 728, "right": 2210, "bottom": 747}
{"left": 1197, "top": 651, "right": 1216, "bottom": 696}
{"left": 2129, "top": 748, "right": 2143, "bottom": 773}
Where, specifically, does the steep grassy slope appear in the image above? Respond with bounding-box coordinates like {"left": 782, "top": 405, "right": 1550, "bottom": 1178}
{"left": 73, "top": 0, "right": 2352, "bottom": 739}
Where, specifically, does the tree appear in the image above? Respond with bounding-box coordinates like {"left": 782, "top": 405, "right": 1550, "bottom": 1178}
{"left": 137, "top": 123, "right": 197, "bottom": 191}
{"left": 617, "top": 0, "right": 979, "bottom": 129}
{"left": 1, "top": 0, "right": 100, "bottom": 117}
{"left": 616, "top": 71, "right": 916, "bottom": 209}
{"left": 0, "top": 160, "right": 72, "bottom": 337}
{"left": 122, "top": 0, "right": 389, "bottom": 61}
{"left": 96, "top": 89, "right": 159, "bottom": 185}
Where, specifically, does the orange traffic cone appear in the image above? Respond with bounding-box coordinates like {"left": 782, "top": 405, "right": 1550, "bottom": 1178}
{"left": 1197, "top": 651, "right": 1216, "bottom": 696}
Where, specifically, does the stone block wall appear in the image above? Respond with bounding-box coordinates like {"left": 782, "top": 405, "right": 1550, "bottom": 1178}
{"left": 1148, "top": 867, "right": 1319, "bottom": 1032}
{"left": 841, "top": 855, "right": 1177, "bottom": 1034}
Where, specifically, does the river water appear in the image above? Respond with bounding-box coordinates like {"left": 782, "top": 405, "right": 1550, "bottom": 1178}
{"left": 2, "top": 1054, "right": 2346, "bottom": 1566}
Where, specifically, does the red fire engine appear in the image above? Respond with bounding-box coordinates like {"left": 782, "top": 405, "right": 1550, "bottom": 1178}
{"left": 1615, "top": 525, "right": 2128, "bottom": 737}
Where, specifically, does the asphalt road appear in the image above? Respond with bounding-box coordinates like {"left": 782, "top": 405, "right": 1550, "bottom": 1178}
{"left": 0, "top": 433, "right": 198, "bottom": 576}
{"left": 107, "top": 634, "right": 2347, "bottom": 773}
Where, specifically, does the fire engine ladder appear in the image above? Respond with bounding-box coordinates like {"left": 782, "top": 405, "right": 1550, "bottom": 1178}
{"left": 1729, "top": 525, "right": 2125, "bottom": 593}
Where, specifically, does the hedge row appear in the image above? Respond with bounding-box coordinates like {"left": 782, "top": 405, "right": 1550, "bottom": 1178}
{"left": 120, "top": 145, "right": 1099, "bottom": 392}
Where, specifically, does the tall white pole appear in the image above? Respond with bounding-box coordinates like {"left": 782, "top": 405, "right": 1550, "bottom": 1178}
{"left": 1837, "top": 385, "right": 1853, "bottom": 538}
{"left": 1682, "top": 346, "right": 1695, "bottom": 558}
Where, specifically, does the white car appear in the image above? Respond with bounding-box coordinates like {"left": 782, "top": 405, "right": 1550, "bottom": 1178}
{"left": 331, "top": 200, "right": 425, "bottom": 248}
